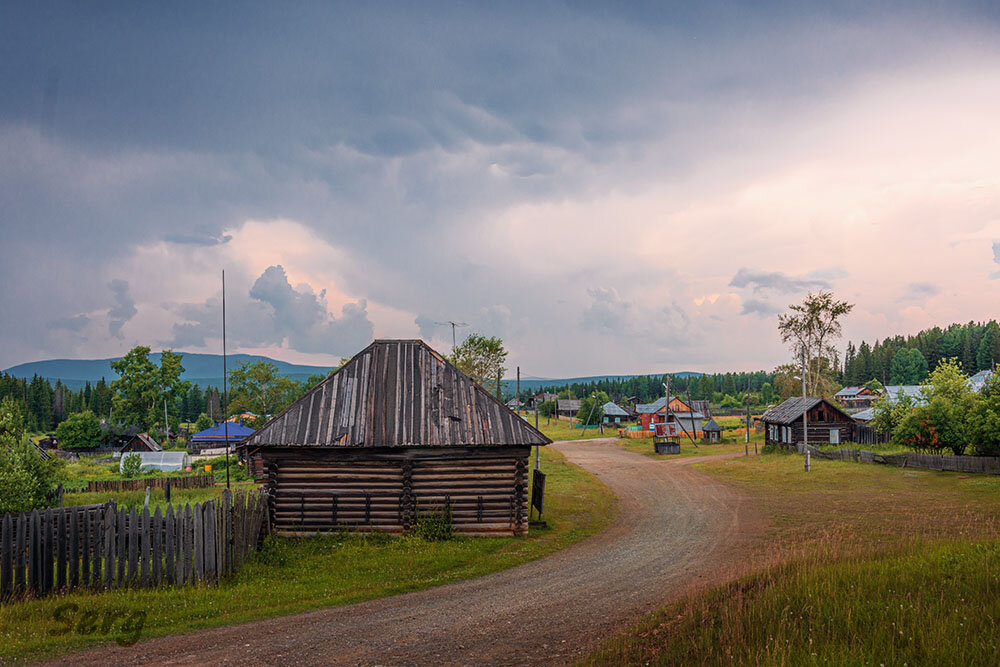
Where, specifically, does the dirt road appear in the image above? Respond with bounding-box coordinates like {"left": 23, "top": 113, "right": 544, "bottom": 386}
{"left": 47, "top": 439, "right": 753, "bottom": 666}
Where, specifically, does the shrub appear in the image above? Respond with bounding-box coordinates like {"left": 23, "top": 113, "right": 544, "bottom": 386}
{"left": 0, "top": 439, "right": 61, "bottom": 514}
{"left": 412, "top": 505, "right": 453, "bottom": 541}
{"left": 193, "top": 413, "right": 214, "bottom": 432}
{"left": 121, "top": 452, "right": 144, "bottom": 478}
{"left": 55, "top": 410, "right": 102, "bottom": 449}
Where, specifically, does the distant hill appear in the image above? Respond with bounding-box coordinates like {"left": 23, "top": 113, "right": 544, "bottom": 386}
{"left": 2, "top": 353, "right": 336, "bottom": 390}
{"left": 500, "top": 371, "right": 702, "bottom": 394}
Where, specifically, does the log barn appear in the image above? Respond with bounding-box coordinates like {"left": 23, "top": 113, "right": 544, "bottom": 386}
{"left": 762, "top": 397, "right": 855, "bottom": 448}
{"left": 239, "top": 339, "right": 551, "bottom": 537}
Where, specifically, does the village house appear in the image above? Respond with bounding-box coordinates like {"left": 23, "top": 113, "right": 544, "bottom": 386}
{"left": 556, "top": 399, "right": 581, "bottom": 418}
{"left": 238, "top": 339, "right": 550, "bottom": 537}
{"left": 834, "top": 386, "right": 880, "bottom": 410}
{"left": 119, "top": 432, "right": 161, "bottom": 453}
{"left": 188, "top": 420, "right": 256, "bottom": 453}
{"left": 601, "top": 401, "right": 634, "bottom": 424}
{"left": 636, "top": 396, "right": 705, "bottom": 438}
{"left": 762, "top": 397, "right": 855, "bottom": 447}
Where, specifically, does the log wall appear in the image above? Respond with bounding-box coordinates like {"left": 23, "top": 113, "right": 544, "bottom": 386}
{"left": 261, "top": 446, "right": 530, "bottom": 537}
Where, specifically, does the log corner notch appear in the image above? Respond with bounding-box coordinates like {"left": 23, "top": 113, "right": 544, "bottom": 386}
{"left": 237, "top": 340, "right": 550, "bottom": 537}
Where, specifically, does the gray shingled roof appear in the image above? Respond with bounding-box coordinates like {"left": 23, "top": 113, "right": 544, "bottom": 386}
{"left": 762, "top": 397, "right": 847, "bottom": 425}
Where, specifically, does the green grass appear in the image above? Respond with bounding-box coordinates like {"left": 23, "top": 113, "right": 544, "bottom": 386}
{"left": 527, "top": 415, "right": 614, "bottom": 441}
{"left": 585, "top": 539, "right": 1000, "bottom": 666}
{"left": 62, "top": 486, "right": 226, "bottom": 512}
{"left": 0, "top": 445, "right": 614, "bottom": 661}
{"left": 616, "top": 431, "right": 765, "bottom": 460}
{"left": 584, "top": 452, "right": 1000, "bottom": 665}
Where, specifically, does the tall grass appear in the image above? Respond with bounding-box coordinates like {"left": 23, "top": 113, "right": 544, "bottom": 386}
{"left": 584, "top": 453, "right": 1000, "bottom": 665}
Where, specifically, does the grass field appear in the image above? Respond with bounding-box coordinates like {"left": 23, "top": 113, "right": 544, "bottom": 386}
{"left": 585, "top": 452, "right": 1000, "bottom": 665}
{"left": 0, "top": 445, "right": 615, "bottom": 661}
{"left": 527, "top": 415, "right": 614, "bottom": 441}
{"left": 615, "top": 432, "right": 763, "bottom": 460}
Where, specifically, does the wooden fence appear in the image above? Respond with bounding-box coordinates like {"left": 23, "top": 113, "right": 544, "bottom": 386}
{"left": 86, "top": 475, "right": 215, "bottom": 493}
{"left": 0, "top": 489, "right": 268, "bottom": 605}
{"left": 803, "top": 445, "right": 1000, "bottom": 474}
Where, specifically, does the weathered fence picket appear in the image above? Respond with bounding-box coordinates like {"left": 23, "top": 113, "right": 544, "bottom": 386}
{"left": 0, "top": 490, "right": 268, "bottom": 607}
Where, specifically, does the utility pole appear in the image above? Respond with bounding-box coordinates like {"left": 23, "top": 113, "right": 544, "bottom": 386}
{"left": 223, "top": 270, "right": 230, "bottom": 490}
{"left": 745, "top": 376, "right": 750, "bottom": 447}
{"left": 801, "top": 346, "right": 808, "bottom": 454}
{"left": 516, "top": 366, "right": 520, "bottom": 415}
{"left": 164, "top": 397, "right": 169, "bottom": 440}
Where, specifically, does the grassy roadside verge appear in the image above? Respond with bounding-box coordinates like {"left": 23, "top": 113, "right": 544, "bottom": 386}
{"left": 615, "top": 437, "right": 755, "bottom": 460}
{"left": 0, "top": 446, "right": 614, "bottom": 662}
{"left": 583, "top": 453, "right": 1000, "bottom": 665}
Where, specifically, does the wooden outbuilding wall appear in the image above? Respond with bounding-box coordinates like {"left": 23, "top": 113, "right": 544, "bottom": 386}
{"left": 261, "top": 446, "right": 529, "bottom": 536}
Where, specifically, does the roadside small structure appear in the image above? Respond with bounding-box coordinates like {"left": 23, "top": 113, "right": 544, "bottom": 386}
{"left": 762, "top": 397, "right": 855, "bottom": 448}
{"left": 119, "top": 432, "right": 161, "bottom": 453}
{"left": 188, "top": 421, "right": 256, "bottom": 453}
{"left": 239, "top": 339, "right": 551, "bottom": 537}
{"left": 702, "top": 418, "right": 723, "bottom": 443}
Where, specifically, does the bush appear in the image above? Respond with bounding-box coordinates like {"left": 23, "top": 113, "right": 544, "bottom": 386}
{"left": 121, "top": 452, "right": 144, "bottom": 478}
{"left": 193, "top": 413, "right": 214, "bottom": 432}
{"left": 412, "top": 505, "right": 453, "bottom": 541}
{"left": 0, "top": 439, "right": 61, "bottom": 514}
{"left": 55, "top": 410, "right": 102, "bottom": 449}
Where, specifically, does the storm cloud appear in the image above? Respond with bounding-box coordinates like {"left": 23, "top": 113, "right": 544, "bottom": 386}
{"left": 2, "top": 3, "right": 1000, "bottom": 375}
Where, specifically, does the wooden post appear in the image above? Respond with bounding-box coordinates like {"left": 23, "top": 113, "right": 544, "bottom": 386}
{"left": 1, "top": 514, "right": 12, "bottom": 600}
{"left": 128, "top": 508, "right": 139, "bottom": 586}
{"left": 805, "top": 448, "right": 811, "bottom": 472}
{"left": 57, "top": 510, "right": 67, "bottom": 591}
{"left": 165, "top": 504, "right": 175, "bottom": 585}
{"left": 69, "top": 509, "right": 79, "bottom": 590}
{"left": 116, "top": 507, "right": 126, "bottom": 587}
{"left": 102, "top": 505, "right": 114, "bottom": 589}
{"left": 141, "top": 507, "right": 151, "bottom": 587}
{"left": 193, "top": 502, "right": 204, "bottom": 583}
{"left": 15, "top": 512, "right": 26, "bottom": 594}
{"left": 152, "top": 506, "right": 162, "bottom": 586}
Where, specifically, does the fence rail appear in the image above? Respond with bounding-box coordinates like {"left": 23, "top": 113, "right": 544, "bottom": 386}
{"left": 803, "top": 445, "right": 1000, "bottom": 474}
{"left": 0, "top": 489, "right": 267, "bottom": 605}
{"left": 86, "top": 475, "right": 215, "bottom": 494}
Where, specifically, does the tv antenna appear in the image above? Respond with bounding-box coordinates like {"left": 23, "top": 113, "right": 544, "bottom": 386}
{"left": 435, "top": 320, "right": 468, "bottom": 352}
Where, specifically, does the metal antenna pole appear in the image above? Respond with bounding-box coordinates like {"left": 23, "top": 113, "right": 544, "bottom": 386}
{"left": 223, "top": 270, "right": 230, "bottom": 490}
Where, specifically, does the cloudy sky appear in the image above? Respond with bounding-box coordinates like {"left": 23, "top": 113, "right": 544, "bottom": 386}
{"left": 2, "top": 2, "right": 1000, "bottom": 377}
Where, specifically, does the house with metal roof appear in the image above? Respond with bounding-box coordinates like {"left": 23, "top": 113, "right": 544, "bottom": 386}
{"left": 636, "top": 396, "right": 704, "bottom": 437}
{"left": 970, "top": 370, "right": 995, "bottom": 393}
{"left": 834, "top": 386, "right": 880, "bottom": 409}
{"left": 239, "top": 339, "right": 550, "bottom": 537}
{"left": 188, "top": 421, "right": 256, "bottom": 453}
{"left": 762, "top": 397, "right": 855, "bottom": 447}
{"left": 601, "top": 401, "right": 634, "bottom": 424}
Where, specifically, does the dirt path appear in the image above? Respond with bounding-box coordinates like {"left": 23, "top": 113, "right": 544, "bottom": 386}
{"left": 46, "top": 439, "right": 756, "bottom": 666}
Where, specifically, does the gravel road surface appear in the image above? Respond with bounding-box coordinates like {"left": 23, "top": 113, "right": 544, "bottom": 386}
{"left": 45, "top": 439, "right": 754, "bottom": 666}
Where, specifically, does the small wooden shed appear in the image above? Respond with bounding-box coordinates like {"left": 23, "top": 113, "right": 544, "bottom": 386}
{"left": 120, "top": 432, "right": 161, "bottom": 453}
{"left": 702, "top": 418, "right": 723, "bottom": 443}
{"left": 762, "top": 397, "right": 855, "bottom": 447}
{"left": 239, "top": 339, "right": 551, "bottom": 537}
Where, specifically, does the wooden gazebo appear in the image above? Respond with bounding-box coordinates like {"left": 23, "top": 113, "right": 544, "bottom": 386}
{"left": 239, "top": 339, "right": 551, "bottom": 537}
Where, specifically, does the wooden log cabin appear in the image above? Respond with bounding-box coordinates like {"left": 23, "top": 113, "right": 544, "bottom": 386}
{"left": 762, "top": 397, "right": 855, "bottom": 448}
{"left": 238, "top": 339, "right": 551, "bottom": 537}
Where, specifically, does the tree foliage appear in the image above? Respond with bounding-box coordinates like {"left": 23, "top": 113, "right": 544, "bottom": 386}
{"left": 227, "top": 360, "right": 296, "bottom": 419}
{"left": 777, "top": 291, "right": 854, "bottom": 397}
{"left": 889, "top": 348, "right": 928, "bottom": 385}
{"left": 193, "top": 412, "right": 214, "bottom": 432}
{"left": 54, "top": 410, "right": 102, "bottom": 450}
{"left": 110, "top": 347, "right": 190, "bottom": 430}
{"left": 450, "top": 334, "right": 507, "bottom": 396}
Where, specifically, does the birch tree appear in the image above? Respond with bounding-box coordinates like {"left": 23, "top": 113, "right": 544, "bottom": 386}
{"left": 777, "top": 291, "right": 854, "bottom": 397}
